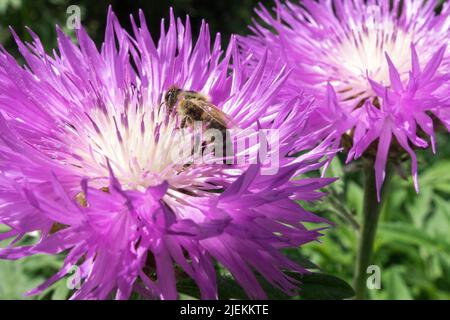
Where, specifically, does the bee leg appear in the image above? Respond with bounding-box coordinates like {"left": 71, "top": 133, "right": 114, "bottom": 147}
{"left": 180, "top": 115, "right": 195, "bottom": 129}
{"left": 180, "top": 117, "right": 187, "bottom": 128}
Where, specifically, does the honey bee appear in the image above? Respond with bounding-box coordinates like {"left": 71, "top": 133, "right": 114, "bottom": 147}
{"left": 164, "top": 86, "right": 235, "bottom": 131}
{"left": 164, "top": 86, "right": 236, "bottom": 162}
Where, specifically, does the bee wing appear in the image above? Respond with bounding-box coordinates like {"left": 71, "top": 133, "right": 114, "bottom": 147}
{"left": 195, "top": 100, "right": 237, "bottom": 129}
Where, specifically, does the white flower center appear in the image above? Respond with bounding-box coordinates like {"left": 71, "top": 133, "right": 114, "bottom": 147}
{"left": 340, "top": 28, "right": 411, "bottom": 84}
{"left": 328, "top": 20, "right": 414, "bottom": 103}
{"left": 61, "top": 100, "right": 219, "bottom": 194}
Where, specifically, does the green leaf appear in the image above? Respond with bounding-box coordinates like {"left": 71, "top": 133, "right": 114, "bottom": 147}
{"left": 325, "top": 157, "right": 344, "bottom": 194}
{"left": 417, "top": 160, "right": 450, "bottom": 195}
{"left": 378, "top": 222, "right": 450, "bottom": 252}
{"left": 283, "top": 248, "right": 320, "bottom": 270}
{"left": 178, "top": 293, "right": 198, "bottom": 300}
{"left": 385, "top": 268, "right": 413, "bottom": 300}
{"left": 296, "top": 273, "right": 355, "bottom": 300}
{"left": 0, "top": 260, "right": 44, "bottom": 299}
{"left": 50, "top": 280, "right": 70, "bottom": 300}
{"left": 177, "top": 270, "right": 354, "bottom": 300}
{"left": 405, "top": 186, "right": 432, "bottom": 228}
{"left": 346, "top": 181, "right": 363, "bottom": 217}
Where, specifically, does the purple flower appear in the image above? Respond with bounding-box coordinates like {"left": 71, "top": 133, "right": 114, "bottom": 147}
{"left": 0, "top": 8, "right": 334, "bottom": 299}
{"left": 240, "top": 0, "right": 450, "bottom": 199}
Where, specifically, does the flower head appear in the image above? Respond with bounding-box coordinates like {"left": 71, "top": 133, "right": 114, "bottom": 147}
{"left": 0, "top": 8, "right": 334, "bottom": 299}
{"left": 240, "top": 0, "right": 450, "bottom": 199}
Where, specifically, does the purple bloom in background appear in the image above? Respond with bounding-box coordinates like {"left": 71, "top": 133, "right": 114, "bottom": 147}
{"left": 0, "top": 9, "right": 335, "bottom": 299}
{"left": 240, "top": 0, "right": 450, "bottom": 199}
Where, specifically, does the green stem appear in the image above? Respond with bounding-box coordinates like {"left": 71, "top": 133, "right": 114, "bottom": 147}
{"left": 353, "top": 160, "right": 391, "bottom": 300}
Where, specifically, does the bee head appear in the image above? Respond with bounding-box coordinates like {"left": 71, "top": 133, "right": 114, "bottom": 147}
{"left": 164, "top": 86, "right": 182, "bottom": 112}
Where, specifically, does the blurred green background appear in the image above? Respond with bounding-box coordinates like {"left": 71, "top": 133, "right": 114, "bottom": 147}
{"left": 0, "top": 0, "right": 272, "bottom": 56}
{"left": 0, "top": 0, "right": 449, "bottom": 300}
{"left": 307, "top": 132, "right": 450, "bottom": 300}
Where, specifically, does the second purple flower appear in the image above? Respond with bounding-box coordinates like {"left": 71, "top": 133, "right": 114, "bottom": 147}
{"left": 240, "top": 0, "right": 450, "bottom": 199}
